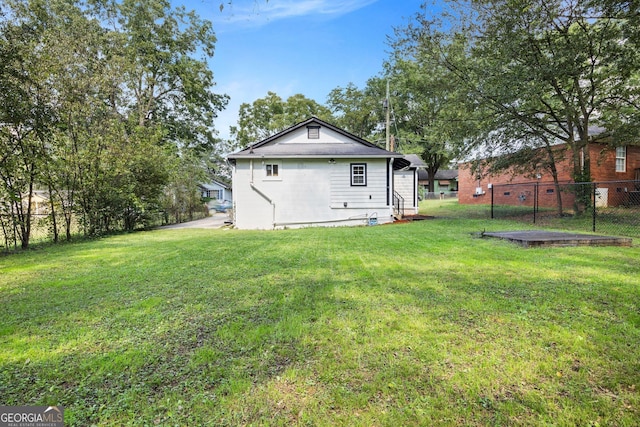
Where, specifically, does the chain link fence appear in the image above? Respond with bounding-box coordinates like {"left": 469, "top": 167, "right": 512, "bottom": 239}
{"left": 488, "top": 180, "right": 640, "bottom": 238}
{"left": 1, "top": 209, "right": 208, "bottom": 252}
{"left": 422, "top": 191, "right": 459, "bottom": 200}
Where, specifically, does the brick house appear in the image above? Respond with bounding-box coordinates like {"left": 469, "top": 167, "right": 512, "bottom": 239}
{"left": 459, "top": 143, "right": 640, "bottom": 208}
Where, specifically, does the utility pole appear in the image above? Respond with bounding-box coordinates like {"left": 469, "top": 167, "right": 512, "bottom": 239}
{"left": 385, "top": 79, "right": 390, "bottom": 151}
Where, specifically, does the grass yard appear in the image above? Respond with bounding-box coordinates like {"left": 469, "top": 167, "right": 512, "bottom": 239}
{"left": 427, "top": 196, "right": 640, "bottom": 239}
{"left": 0, "top": 214, "right": 639, "bottom": 426}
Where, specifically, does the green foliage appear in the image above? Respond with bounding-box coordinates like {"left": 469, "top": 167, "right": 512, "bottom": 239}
{"left": 160, "top": 148, "right": 210, "bottom": 225}
{"left": 328, "top": 21, "right": 476, "bottom": 188}
{"left": 115, "top": 0, "right": 228, "bottom": 150}
{"left": 327, "top": 80, "right": 387, "bottom": 140}
{"left": 0, "top": 221, "right": 638, "bottom": 425}
{"left": 230, "top": 92, "right": 334, "bottom": 148}
{"left": 393, "top": 0, "right": 640, "bottom": 188}
{"left": 0, "top": 0, "right": 227, "bottom": 246}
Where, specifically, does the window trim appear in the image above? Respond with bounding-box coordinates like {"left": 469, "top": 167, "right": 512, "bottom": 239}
{"left": 264, "top": 161, "right": 282, "bottom": 180}
{"left": 615, "top": 146, "right": 627, "bottom": 173}
{"left": 350, "top": 163, "right": 367, "bottom": 186}
{"left": 204, "top": 189, "right": 223, "bottom": 199}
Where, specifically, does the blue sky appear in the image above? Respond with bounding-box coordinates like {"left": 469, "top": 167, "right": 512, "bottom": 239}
{"left": 178, "top": 0, "right": 428, "bottom": 140}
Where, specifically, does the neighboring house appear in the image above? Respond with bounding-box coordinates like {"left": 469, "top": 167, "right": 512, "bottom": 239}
{"left": 458, "top": 143, "right": 640, "bottom": 207}
{"left": 417, "top": 169, "right": 459, "bottom": 195}
{"left": 394, "top": 154, "right": 426, "bottom": 215}
{"left": 200, "top": 181, "right": 232, "bottom": 202}
{"left": 31, "top": 190, "right": 51, "bottom": 215}
{"left": 227, "top": 117, "right": 410, "bottom": 230}
{"left": 5, "top": 190, "right": 55, "bottom": 217}
{"left": 199, "top": 181, "right": 232, "bottom": 211}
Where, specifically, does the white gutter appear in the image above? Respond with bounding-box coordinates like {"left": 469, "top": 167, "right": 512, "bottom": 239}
{"left": 389, "top": 157, "right": 395, "bottom": 208}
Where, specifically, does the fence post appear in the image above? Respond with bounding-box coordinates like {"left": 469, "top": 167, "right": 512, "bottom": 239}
{"left": 592, "top": 183, "right": 597, "bottom": 232}
{"left": 490, "top": 184, "right": 494, "bottom": 219}
{"left": 534, "top": 182, "right": 538, "bottom": 224}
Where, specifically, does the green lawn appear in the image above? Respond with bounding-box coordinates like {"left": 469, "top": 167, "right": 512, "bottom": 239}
{"left": 1, "top": 214, "right": 639, "bottom": 426}
{"left": 425, "top": 197, "right": 640, "bottom": 239}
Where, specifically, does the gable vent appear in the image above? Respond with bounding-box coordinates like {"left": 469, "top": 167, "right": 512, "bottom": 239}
{"left": 307, "top": 125, "right": 320, "bottom": 139}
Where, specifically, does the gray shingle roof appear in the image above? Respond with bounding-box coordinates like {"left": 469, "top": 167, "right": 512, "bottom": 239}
{"left": 230, "top": 143, "right": 397, "bottom": 158}
{"left": 228, "top": 117, "right": 405, "bottom": 161}
{"left": 403, "top": 154, "right": 427, "bottom": 168}
{"left": 417, "top": 169, "right": 459, "bottom": 181}
{"left": 199, "top": 180, "right": 229, "bottom": 190}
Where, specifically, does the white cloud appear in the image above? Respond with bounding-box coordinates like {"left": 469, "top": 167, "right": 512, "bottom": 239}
{"left": 218, "top": 0, "right": 379, "bottom": 28}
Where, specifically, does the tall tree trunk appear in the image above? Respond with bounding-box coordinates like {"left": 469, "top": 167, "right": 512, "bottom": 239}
{"left": 542, "top": 143, "right": 564, "bottom": 217}
{"left": 47, "top": 183, "right": 59, "bottom": 243}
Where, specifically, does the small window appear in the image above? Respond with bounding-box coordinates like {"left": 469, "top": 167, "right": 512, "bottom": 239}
{"left": 546, "top": 189, "right": 554, "bottom": 194}
{"left": 266, "top": 163, "right": 279, "bottom": 177}
{"left": 307, "top": 126, "right": 320, "bottom": 139}
{"left": 204, "top": 190, "right": 222, "bottom": 199}
{"left": 616, "top": 146, "right": 626, "bottom": 172}
{"left": 503, "top": 192, "right": 511, "bottom": 196}
{"left": 351, "top": 163, "right": 367, "bottom": 186}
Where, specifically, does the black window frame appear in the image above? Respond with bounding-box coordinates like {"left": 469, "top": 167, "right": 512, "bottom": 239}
{"left": 350, "top": 163, "right": 367, "bottom": 186}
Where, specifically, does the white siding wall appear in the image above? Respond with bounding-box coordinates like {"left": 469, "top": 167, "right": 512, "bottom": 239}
{"left": 233, "top": 158, "right": 393, "bottom": 229}
{"left": 394, "top": 170, "right": 419, "bottom": 215}
{"left": 275, "top": 126, "right": 352, "bottom": 145}
{"left": 330, "top": 160, "right": 388, "bottom": 208}
{"left": 223, "top": 187, "right": 232, "bottom": 201}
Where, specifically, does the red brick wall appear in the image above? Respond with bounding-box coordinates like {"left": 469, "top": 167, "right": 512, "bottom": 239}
{"left": 459, "top": 143, "right": 640, "bottom": 206}
{"left": 590, "top": 144, "right": 640, "bottom": 182}
{"left": 459, "top": 144, "right": 573, "bottom": 206}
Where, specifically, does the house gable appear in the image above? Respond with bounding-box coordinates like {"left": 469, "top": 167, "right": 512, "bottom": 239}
{"left": 269, "top": 124, "right": 354, "bottom": 145}
{"left": 229, "top": 117, "right": 409, "bottom": 165}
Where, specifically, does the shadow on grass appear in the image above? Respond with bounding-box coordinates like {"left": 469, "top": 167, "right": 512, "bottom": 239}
{"left": 0, "top": 232, "right": 353, "bottom": 425}
{"left": 1, "top": 223, "right": 639, "bottom": 425}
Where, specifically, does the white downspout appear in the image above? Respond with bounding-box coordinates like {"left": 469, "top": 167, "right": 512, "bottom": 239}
{"left": 249, "top": 159, "right": 276, "bottom": 228}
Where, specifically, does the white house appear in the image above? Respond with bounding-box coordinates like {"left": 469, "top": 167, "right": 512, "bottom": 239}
{"left": 393, "top": 153, "right": 425, "bottom": 216}
{"left": 199, "top": 181, "right": 232, "bottom": 212}
{"left": 227, "top": 117, "right": 410, "bottom": 230}
{"left": 199, "top": 180, "right": 232, "bottom": 202}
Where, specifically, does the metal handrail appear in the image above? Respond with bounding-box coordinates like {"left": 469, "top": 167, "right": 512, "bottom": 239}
{"left": 393, "top": 191, "right": 404, "bottom": 217}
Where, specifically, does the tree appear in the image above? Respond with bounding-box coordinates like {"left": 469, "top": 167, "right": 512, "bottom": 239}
{"left": 230, "top": 92, "right": 334, "bottom": 147}
{"left": 326, "top": 81, "right": 385, "bottom": 139}
{"left": 470, "top": 0, "right": 640, "bottom": 211}
{"left": 1, "top": 0, "right": 228, "bottom": 246}
{"left": 396, "top": 0, "right": 640, "bottom": 212}
{"left": 385, "top": 26, "right": 476, "bottom": 193}
{"left": 160, "top": 149, "right": 209, "bottom": 224}
{"left": 474, "top": 1, "right": 635, "bottom": 178}
{"left": 0, "top": 5, "right": 56, "bottom": 248}
{"left": 111, "top": 0, "right": 228, "bottom": 150}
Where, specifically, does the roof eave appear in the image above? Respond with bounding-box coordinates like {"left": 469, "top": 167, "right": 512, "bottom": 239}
{"left": 228, "top": 153, "right": 406, "bottom": 160}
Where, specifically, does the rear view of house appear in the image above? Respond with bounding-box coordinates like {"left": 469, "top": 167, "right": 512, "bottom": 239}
{"left": 227, "top": 117, "right": 409, "bottom": 229}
